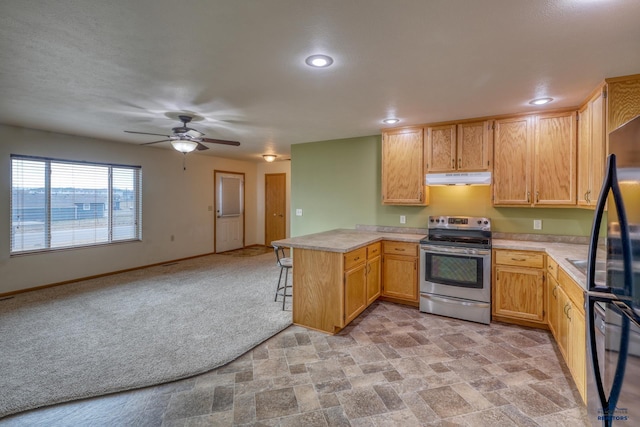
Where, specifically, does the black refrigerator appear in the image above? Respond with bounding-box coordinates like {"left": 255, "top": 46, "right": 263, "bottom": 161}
{"left": 587, "top": 115, "right": 640, "bottom": 426}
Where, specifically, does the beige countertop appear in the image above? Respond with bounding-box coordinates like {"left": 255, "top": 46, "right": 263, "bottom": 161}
{"left": 271, "top": 228, "right": 425, "bottom": 253}
{"left": 272, "top": 230, "right": 594, "bottom": 291}
{"left": 493, "top": 239, "right": 592, "bottom": 291}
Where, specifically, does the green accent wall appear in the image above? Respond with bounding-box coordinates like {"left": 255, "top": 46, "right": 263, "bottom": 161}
{"left": 291, "top": 135, "right": 595, "bottom": 237}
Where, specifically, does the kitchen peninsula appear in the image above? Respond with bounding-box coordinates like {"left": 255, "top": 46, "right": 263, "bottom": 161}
{"left": 271, "top": 228, "right": 425, "bottom": 334}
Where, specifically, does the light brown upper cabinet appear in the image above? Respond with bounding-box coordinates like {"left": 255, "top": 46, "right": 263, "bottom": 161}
{"left": 576, "top": 74, "right": 640, "bottom": 208}
{"left": 381, "top": 127, "right": 429, "bottom": 205}
{"left": 606, "top": 74, "right": 640, "bottom": 132}
{"left": 493, "top": 111, "right": 577, "bottom": 207}
{"left": 493, "top": 116, "right": 534, "bottom": 205}
{"left": 425, "top": 121, "right": 492, "bottom": 173}
{"left": 577, "top": 86, "right": 606, "bottom": 208}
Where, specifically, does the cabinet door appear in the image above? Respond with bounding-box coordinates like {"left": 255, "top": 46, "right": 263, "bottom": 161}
{"left": 577, "top": 104, "right": 592, "bottom": 207}
{"left": 547, "top": 273, "right": 560, "bottom": 339}
{"left": 382, "top": 128, "right": 427, "bottom": 205}
{"left": 568, "top": 302, "right": 587, "bottom": 400}
{"left": 382, "top": 255, "right": 418, "bottom": 302}
{"left": 457, "top": 120, "right": 492, "bottom": 171}
{"left": 366, "top": 256, "right": 381, "bottom": 305}
{"left": 589, "top": 91, "right": 606, "bottom": 206}
{"left": 426, "top": 125, "right": 456, "bottom": 172}
{"left": 556, "top": 285, "right": 569, "bottom": 360}
{"left": 533, "top": 111, "right": 577, "bottom": 206}
{"left": 344, "top": 264, "right": 367, "bottom": 325}
{"left": 493, "top": 265, "right": 545, "bottom": 323}
{"left": 493, "top": 116, "right": 534, "bottom": 205}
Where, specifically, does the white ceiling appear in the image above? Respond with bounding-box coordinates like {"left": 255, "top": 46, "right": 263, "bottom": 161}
{"left": 1, "top": 0, "right": 640, "bottom": 162}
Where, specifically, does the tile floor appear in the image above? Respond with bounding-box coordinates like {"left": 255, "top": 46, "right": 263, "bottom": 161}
{"left": 1, "top": 301, "right": 590, "bottom": 426}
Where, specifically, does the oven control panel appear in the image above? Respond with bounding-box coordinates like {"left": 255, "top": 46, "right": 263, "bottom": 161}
{"left": 428, "top": 216, "right": 491, "bottom": 231}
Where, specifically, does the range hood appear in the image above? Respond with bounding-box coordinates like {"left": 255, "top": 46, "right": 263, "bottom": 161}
{"left": 425, "top": 171, "right": 492, "bottom": 186}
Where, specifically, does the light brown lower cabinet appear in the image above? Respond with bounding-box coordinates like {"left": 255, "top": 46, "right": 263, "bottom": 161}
{"left": 552, "top": 267, "right": 587, "bottom": 403}
{"left": 292, "top": 242, "right": 381, "bottom": 334}
{"left": 492, "top": 249, "right": 547, "bottom": 327}
{"left": 381, "top": 241, "right": 419, "bottom": 304}
{"left": 344, "top": 243, "right": 381, "bottom": 324}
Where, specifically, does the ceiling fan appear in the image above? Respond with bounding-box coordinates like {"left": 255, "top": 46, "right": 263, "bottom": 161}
{"left": 124, "top": 115, "right": 240, "bottom": 153}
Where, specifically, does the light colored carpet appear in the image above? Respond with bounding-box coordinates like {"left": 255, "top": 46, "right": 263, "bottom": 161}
{"left": 0, "top": 252, "right": 292, "bottom": 417}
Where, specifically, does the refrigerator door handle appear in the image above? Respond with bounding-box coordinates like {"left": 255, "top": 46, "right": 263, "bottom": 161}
{"left": 587, "top": 154, "right": 634, "bottom": 296}
{"left": 587, "top": 153, "right": 635, "bottom": 426}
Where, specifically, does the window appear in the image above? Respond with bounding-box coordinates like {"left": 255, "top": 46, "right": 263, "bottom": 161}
{"left": 10, "top": 155, "right": 142, "bottom": 254}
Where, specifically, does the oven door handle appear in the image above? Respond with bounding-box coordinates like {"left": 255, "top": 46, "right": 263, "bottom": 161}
{"left": 421, "top": 245, "right": 490, "bottom": 256}
{"left": 420, "top": 293, "right": 490, "bottom": 308}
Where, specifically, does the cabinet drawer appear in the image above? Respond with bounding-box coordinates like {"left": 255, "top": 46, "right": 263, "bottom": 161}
{"left": 495, "top": 250, "right": 544, "bottom": 269}
{"left": 558, "top": 268, "right": 585, "bottom": 315}
{"left": 367, "top": 242, "right": 381, "bottom": 259}
{"left": 383, "top": 241, "right": 418, "bottom": 257}
{"left": 547, "top": 257, "right": 558, "bottom": 280}
{"left": 344, "top": 247, "right": 367, "bottom": 271}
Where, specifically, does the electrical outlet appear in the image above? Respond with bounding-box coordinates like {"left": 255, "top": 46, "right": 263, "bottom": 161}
{"left": 296, "top": 208, "right": 303, "bottom": 216}
{"left": 400, "top": 215, "right": 406, "bottom": 224}
{"left": 533, "top": 219, "right": 542, "bottom": 230}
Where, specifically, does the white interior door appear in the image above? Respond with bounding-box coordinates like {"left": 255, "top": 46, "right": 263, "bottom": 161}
{"left": 215, "top": 172, "right": 244, "bottom": 252}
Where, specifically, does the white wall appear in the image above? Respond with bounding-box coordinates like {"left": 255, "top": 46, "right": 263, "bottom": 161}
{"left": 256, "top": 161, "right": 292, "bottom": 245}
{"left": 0, "top": 125, "right": 260, "bottom": 294}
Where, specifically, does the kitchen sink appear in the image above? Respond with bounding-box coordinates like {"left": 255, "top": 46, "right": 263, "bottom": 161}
{"left": 566, "top": 258, "right": 607, "bottom": 284}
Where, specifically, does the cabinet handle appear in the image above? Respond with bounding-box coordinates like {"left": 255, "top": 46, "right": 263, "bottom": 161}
{"left": 526, "top": 191, "right": 531, "bottom": 203}
{"left": 354, "top": 257, "right": 360, "bottom": 261}
{"left": 585, "top": 190, "right": 591, "bottom": 204}
{"left": 511, "top": 257, "right": 526, "bottom": 262}
{"left": 563, "top": 303, "right": 570, "bottom": 315}
{"left": 396, "top": 248, "right": 406, "bottom": 252}
{"left": 414, "top": 260, "right": 417, "bottom": 270}
{"left": 451, "top": 158, "right": 455, "bottom": 168}
{"left": 552, "top": 285, "right": 557, "bottom": 298}
{"left": 566, "top": 306, "right": 572, "bottom": 321}
{"left": 535, "top": 191, "right": 539, "bottom": 203}
{"left": 458, "top": 158, "right": 461, "bottom": 168}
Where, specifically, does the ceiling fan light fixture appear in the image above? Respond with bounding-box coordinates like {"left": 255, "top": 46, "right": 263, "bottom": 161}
{"left": 263, "top": 154, "right": 277, "bottom": 162}
{"left": 171, "top": 140, "right": 198, "bottom": 153}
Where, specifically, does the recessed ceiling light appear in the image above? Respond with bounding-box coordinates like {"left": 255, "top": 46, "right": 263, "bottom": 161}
{"left": 529, "top": 97, "right": 554, "bottom": 105}
{"left": 383, "top": 118, "right": 400, "bottom": 124}
{"left": 305, "top": 54, "right": 334, "bottom": 68}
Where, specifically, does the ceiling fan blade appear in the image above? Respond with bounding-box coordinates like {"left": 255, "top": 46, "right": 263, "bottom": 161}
{"left": 125, "top": 131, "right": 172, "bottom": 138}
{"left": 195, "top": 142, "right": 209, "bottom": 151}
{"left": 141, "top": 139, "right": 171, "bottom": 145}
{"left": 201, "top": 137, "right": 241, "bottom": 146}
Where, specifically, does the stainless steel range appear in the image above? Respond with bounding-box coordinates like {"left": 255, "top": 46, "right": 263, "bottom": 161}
{"left": 419, "top": 215, "right": 492, "bottom": 324}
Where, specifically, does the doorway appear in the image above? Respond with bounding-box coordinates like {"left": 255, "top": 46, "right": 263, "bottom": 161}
{"left": 214, "top": 171, "right": 245, "bottom": 253}
{"left": 265, "top": 173, "right": 286, "bottom": 246}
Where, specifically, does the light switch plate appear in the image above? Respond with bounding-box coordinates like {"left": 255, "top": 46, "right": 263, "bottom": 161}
{"left": 295, "top": 208, "right": 303, "bottom": 216}
{"left": 400, "top": 215, "right": 406, "bottom": 224}
{"left": 533, "top": 219, "right": 542, "bottom": 230}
